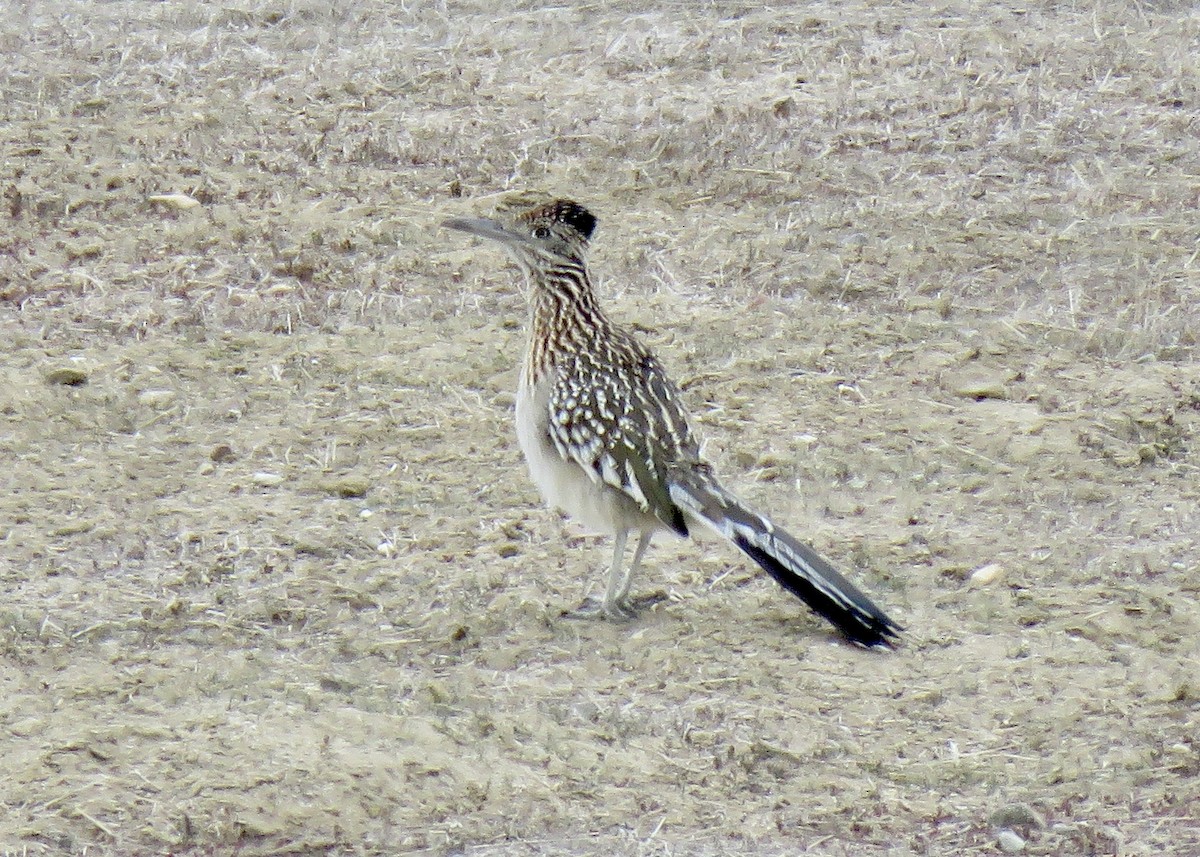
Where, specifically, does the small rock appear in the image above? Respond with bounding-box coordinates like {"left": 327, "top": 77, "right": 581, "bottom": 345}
{"left": 148, "top": 192, "right": 200, "bottom": 210}
{"left": 989, "top": 803, "right": 1046, "bottom": 831}
{"left": 496, "top": 543, "right": 520, "bottom": 558}
{"left": 969, "top": 562, "right": 1005, "bottom": 587}
{"left": 953, "top": 378, "right": 1008, "bottom": 400}
{"left": 251, "top": 472, "right": 285, "bottom": 487}
{"left": 46, "top": 367, "right": 88, "bottom": 386}
{"left": 323, "top": 476, "right": 370, "bottom": 498}
{"left": 996, "top": 829, "right": 1025, "bottom": 853}
{"left": 210, "top": 443, "right": 237, "bottom": 463}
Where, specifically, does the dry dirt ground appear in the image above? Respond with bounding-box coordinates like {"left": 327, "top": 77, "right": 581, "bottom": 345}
{"left": 3, "top": 2, "right": 1199, "bottom": 855}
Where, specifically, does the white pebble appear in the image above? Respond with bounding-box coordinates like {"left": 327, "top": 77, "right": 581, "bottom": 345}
{"left": 996, "top": 829, "right": 1025, "bottom": 853}
{"left": 148, "top": 192, "right": 201, "bottom": 210}
{"left": 969, "top": 562, "right": 1004, "bottom": 586}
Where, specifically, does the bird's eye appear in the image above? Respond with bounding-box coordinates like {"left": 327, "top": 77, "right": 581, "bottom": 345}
{"left": 532, "top": 226, "right": 551, "bottom": 240}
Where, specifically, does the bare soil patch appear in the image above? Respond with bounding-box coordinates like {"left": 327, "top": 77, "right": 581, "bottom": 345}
{"left": 2, "top": 2, "right": 1198, "bottom": 855}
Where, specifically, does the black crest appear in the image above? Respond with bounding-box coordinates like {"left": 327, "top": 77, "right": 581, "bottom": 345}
{"left": 542, "top": 200, "right": 598, "bottom": 240}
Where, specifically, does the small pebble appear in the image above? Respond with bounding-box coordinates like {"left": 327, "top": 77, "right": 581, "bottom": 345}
{"left": 969, "top": 562, "right": 1005, "bottom": 587}
{"left": 996, "top": 829, "right": 1025, "bottom": 853}
{"left": 251, "top": 472, "right": 285, "bottom": 487}
{"left": 148, "top": 192, "right": 200, "bottom": 210}
{"left": 989, "top": 803, "right": 1045, "bottom": 830}
{"left": 953, "top": 378, "right": 1007, "bottom": 400}
{"left": 46, "top": 367, "right": 88, "bottom": 386}
{"left": 323, "top": 476, "right": 370, "bottom": 498}
{"left": 210, "top": 444, "right": 237, "bottom": 463}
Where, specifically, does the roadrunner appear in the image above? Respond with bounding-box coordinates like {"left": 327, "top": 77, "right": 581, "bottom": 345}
{"left": 443, "top": 199, "right": 901, "bottom": 647}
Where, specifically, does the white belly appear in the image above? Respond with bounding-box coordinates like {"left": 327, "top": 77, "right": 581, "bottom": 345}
{"left": 515, "top": 368, "right": 656, "bottom": 536}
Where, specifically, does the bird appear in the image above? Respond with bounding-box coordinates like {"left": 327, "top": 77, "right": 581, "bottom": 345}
{"left": 442, "top": 197, "right": 901, "bottom": 647}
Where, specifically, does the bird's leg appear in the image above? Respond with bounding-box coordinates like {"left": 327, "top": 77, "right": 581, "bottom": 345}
{"left": 566, "top": 530, "right": 664, "bottom": 620}
{"left": 600, "top": 528, "right": 635, "bottom": 618}
{"left": 565, "top": 529, "right": 633, "bottom": 620}
{"left": 600, "top": 531, "right": 665, "bottom": 617}
{"left": 614, "top": 531, "right": 653, "bottom": 605}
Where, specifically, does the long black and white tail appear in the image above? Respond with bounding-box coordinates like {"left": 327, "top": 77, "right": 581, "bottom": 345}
{"left": 669, "top": 476, "right": 902, "bottom": 648}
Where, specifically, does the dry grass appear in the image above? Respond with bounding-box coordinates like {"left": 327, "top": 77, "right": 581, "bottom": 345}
{"left": 2, "top": 1, "right": 1199, "bottom": 855}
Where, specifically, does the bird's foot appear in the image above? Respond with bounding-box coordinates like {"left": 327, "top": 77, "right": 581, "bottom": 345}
{"left": 563, "top": 596, "right": 636, "bottom": 621}
{"left": 562, "top": 590, "right": 668, "bottom": 622}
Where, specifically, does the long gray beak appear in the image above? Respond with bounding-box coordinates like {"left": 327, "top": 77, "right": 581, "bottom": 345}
{"left": 441, "top": 216, "right": 529, "bottom": 246}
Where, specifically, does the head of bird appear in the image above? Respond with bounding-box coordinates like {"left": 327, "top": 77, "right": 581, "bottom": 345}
{"left": 443, "top": 198, "right": 597, "bottom": 273}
